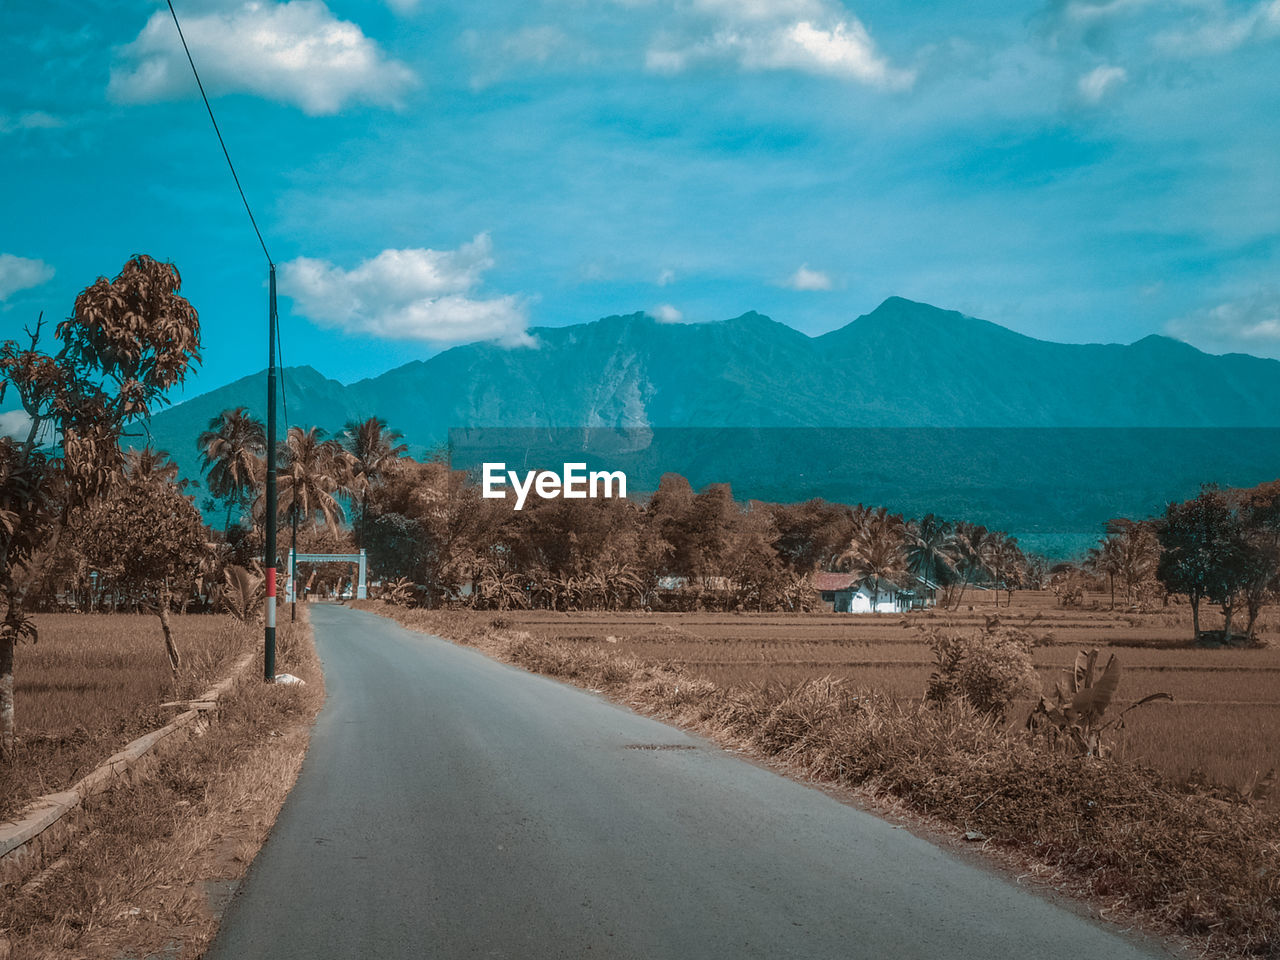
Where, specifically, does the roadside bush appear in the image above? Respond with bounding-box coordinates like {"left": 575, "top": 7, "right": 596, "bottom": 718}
{"left": 925, "top": 626, "right": 1041, "bottom": 718}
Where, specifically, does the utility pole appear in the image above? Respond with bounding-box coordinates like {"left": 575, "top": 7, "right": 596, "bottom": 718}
{"left": 162, "top": 0, "right": 280, "bottom": 681}
{"left": 264, "top": 264, "right": 278, "bottom": 681}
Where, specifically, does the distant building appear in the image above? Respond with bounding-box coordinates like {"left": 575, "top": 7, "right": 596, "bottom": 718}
{"left": 814, "top": 572, "right": 937, "bottom": 613}
{"left": 656, "top": 575, "right": 734, "bottom": 592}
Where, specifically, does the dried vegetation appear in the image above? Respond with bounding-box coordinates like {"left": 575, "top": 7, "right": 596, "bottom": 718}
{"left": 0, "top": 613, "right": 322, "bottom": 960}
{"left": 0, "top": 614, "right": 254, "bottom": 823}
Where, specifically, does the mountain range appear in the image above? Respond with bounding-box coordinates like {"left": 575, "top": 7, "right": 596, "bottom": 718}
{"left": 147, "top": 297, "right": 1280, "bottom": 555}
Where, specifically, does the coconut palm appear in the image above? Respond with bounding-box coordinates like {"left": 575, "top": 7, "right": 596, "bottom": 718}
{"left": 278, "top": 426, "right": 350, "bottom": 531}
{"left": 341, "top": 416, "right": 407, "bottom": 547}
{"left": 838, "top": 507, "right": 908, "bottom": 610}
{"left": 1086, "top": 534, "right": 1125, "bottom": 609}
{"left": 983, "top": 533, "right": 1024, "bottom": 607}
{"left": 123, "top": 446, "right": 181, "bottom": 487}
{"left": 905, "top": 514, "right": 955, "bottom": 604}
{"left": 197, "top": 407, "right": 265, "bottom": 532}
{"left": 947, "top": 521, "right": 991, "bottom": 609}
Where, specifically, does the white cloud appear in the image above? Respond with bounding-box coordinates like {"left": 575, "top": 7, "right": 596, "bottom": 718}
{"left": 1156, "top": 0, "right": 1280, "bottom": 55}
{"left": 645, "top": 0, "right": 914, "bottom": 89}
{"left": 784, "top": 264, "right": 832, "bottom": 290}
{"left": 0, "top": 411, "right": 33, "bottom": 441}
{"left": 1166, "top": 288, "right": 1280, "bottom": 355}
{"left": 751, "top": 20, "right": 913, "bottom": 87}
{"left": 652, "top": 303, "right": 684, "bottom": 323}
{"left": 280, "top": 234, "right": 530, "bottom": 345}
{"left": 500, "top": 25, "right": 568, "bottom": 64}
{"left": 463, "top": 25, "right": 573, "bottom": 86}
{"left": 0, "top": 112, "right": 65, "bottom": 135}
{"left": 109, "top": 1, "right": 416, "bottom": 116}
{"left": 0, "top": 254, "right": 54, "bottom": 301}
{"left": 1078, "top": 64, "right": 1127, "bottom": 102}
{"left": 657, "top": 268, "right": 676, "bottom": 286}
{"left": 1061, "top": 0, "right": 1159, "bottom": 24}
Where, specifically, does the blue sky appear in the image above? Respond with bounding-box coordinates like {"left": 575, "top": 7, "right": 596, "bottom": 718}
{"left": 2, "top": 0, "right": 1278, "bottom": 407}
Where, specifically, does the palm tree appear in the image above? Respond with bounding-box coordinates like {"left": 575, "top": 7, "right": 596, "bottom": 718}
{"left": 1086, "top": 534, "right": 1124, "bottom": 609}
{"left": 905, "top": 514, "right": 954, "bottom": 606}
{"left": 123, "top": 446, "right": 181, "bottom": 487}
{"left": 197, "top": 407, "right": 265, "bottom": 532}
{"left": 983, "top": 533, "right": 1024, "bottom": 607}
{"left": 838, "top": 507, "right": 908, "bottom": 611}
{"left": 947, "top": 522, "right": 991, "bottom": 609}
{"left": 278, "top": 426, "right": 350, "bottom": 531}
{"left": 341, "top": 417, "right": 407, "bottom": 547}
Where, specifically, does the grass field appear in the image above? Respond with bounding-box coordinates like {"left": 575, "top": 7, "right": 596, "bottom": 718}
{"left": 480, "top": 590, "right": 1280, "bottom": 802}
{"left": 0, "top": 613, "right": 255, "bottom": 822}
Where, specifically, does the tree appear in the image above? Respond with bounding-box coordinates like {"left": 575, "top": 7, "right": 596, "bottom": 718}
{"left": 277, "top": 426, "right": 350, "bottom": 530}
{"left": 1240, "top": 483, "right": 1280, "bottom": 641}
{"left": 645, "top": 473, "right": 697, "bottom": 578}
{"left": 947, "top": 522, "right": 991, "bottom": 609}
{"left": 1086, "top": 534, "right": 1123, "bottom": 609}
{"left": 839, "top": 507, "right": 907, "bottom": 610}
{"left": 983, "top": 533, "right": 1024, "bottom": 607}
{"left": 198, "top": 407, "right": 265, "bottom": 532}
{"left": 1108, "top": 518, "right": 1162, "bottom": 606}
{"left": 768, "top": 499, "right": 856, "bottom": 573}
{"left": 1156, "top": 488, "right": 1255, "bottom": 642}
{"left": 80, "top": 470, "right": 208, "bottom": 671}
{"left": 725, "top": 505, "right": 785, "bottom": 611}
{"left": 124, "top": 446, "right": 183, "bottom": 487}
{"left": 341, "top": 417, "right": 407, "bottom": 548}
{"left": 905, "top": 514, "right": 956, "bottom": 598}
{"left": 0, "top": 255, "right": 201, "bottom": 759}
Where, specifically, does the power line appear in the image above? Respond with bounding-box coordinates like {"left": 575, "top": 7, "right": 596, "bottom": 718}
{"left": 165, "top": 0, "right": 272, "bottom": 266}
{"left": 165, "top": 0, "right": 291, "bottom": 432}
{"left": 166, "top": 0, "right": 288, "bottom": 680}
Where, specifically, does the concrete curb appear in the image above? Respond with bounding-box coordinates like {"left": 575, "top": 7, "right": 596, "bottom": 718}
{"left": 0, "top": 648, "right": 257, "bottom": 873}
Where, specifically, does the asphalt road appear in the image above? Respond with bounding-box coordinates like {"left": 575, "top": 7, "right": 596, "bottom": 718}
{"left": 207, "top": 604, "right": 1169, "bottom": 960}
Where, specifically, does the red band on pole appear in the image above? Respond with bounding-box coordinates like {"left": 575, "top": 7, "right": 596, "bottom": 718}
{"left": 266, "top": 567, "right": 277, "bottom": 597}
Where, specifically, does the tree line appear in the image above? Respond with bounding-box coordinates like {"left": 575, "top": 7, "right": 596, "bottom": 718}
{"left": 191, "top": 418, "right": 1039, "bottom": 612}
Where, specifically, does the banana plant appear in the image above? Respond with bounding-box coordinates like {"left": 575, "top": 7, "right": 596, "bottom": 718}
{"left": 218, "top": 564, "right": 265, "bottom": 623}
{"left": 1027, "top": 648, "right": 1172, "bottom": 757}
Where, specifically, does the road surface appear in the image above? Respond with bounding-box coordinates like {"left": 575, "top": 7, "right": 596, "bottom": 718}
{"left": 207, "top": 604, "right": 1168, "bottom": 959}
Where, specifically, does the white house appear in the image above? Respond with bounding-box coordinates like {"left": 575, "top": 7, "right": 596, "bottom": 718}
{"left": 814, "top": 572, "right": 936, "bottom": 613}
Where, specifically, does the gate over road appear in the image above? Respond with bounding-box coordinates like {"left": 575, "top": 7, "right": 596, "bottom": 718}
{"left": 286, "top": 549, "right": 367, "bottom": 601}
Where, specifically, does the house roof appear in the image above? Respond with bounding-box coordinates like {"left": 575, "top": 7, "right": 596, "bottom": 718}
{"left": 813, "top": 571, "right": 936, "bottom": 594}
{"left": 814, "top": 572, "right": 858, "bottom": 591}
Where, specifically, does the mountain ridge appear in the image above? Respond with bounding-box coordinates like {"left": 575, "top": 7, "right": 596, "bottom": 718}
{"left": 145, "top": 297, "right": 1280, "bottom": 543}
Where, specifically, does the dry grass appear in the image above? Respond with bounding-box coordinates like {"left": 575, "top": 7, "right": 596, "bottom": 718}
{"left": 470, "top": 593, "right": 1280, "bottom": 803}
{"left": 0, "top": 610, "right": 323, "bottom": 960}
{"left": 0, "top": 613, "right": 253, "bottom": 823}
{"left": 363, "top": 600, "right": 1280, "bottom": 959}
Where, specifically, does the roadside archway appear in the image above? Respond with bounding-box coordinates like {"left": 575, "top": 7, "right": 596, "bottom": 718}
{"left": 286, "top": 549, "right": 367, "bottom": 602}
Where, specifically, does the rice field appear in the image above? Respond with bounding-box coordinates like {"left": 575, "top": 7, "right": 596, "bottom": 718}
{"left": 0, "top": 613, "right": 254, "bottom": 822}
{"left": 488, "top": 590, "right": 1280, "bottom": 801}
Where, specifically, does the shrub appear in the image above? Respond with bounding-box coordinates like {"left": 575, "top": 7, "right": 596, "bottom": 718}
{"left": 925, "top": 626, "right": 1041, "bottom": 718}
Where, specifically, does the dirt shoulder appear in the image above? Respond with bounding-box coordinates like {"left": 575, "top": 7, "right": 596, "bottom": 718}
{"left": 0, "top": 612, "right": 323, "bottom": 960}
